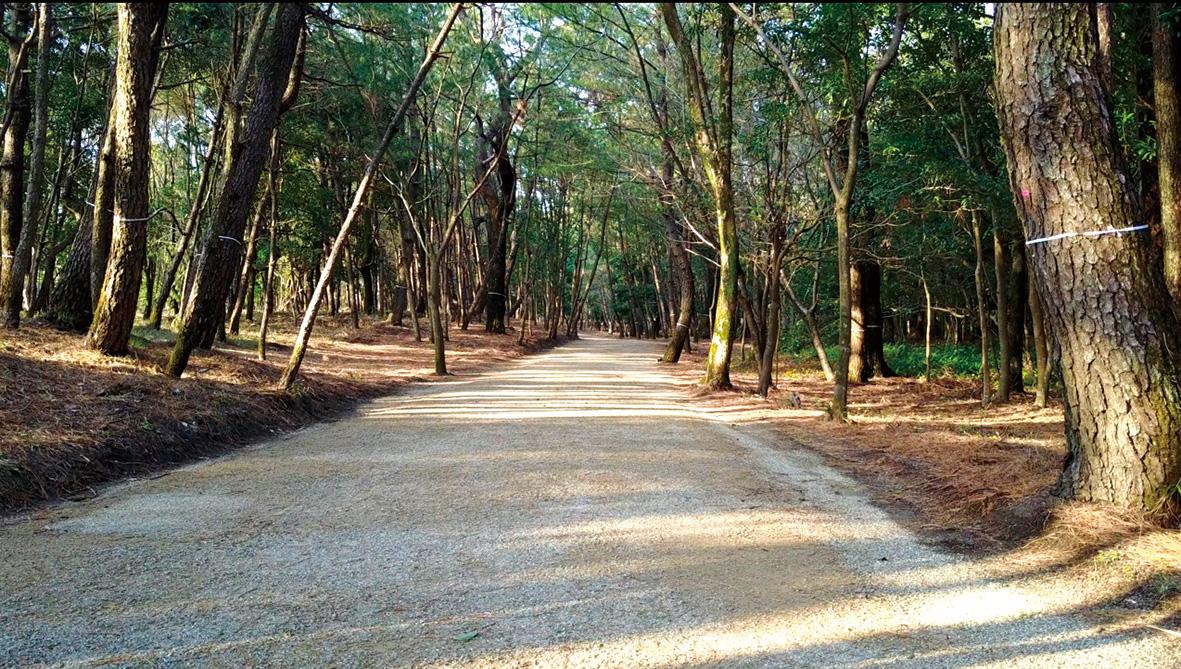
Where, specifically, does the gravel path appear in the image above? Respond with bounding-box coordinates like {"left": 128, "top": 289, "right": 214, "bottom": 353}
{"left": 1, "top": 335, "right": 1176, "bottom": 668}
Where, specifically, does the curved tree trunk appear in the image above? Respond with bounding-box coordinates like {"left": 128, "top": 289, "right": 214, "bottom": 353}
{"left": 996, "top": 3, "right": 1181, "bottom": 514}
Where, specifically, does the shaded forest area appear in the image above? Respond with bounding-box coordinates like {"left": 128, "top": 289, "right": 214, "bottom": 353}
{"left": 0, "top": 2, "right": 1179, "bottom": 602}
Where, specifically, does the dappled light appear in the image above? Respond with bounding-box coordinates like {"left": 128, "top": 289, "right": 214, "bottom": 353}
{"left": 2, "top": 1, "right": 1180, "bottom": 666}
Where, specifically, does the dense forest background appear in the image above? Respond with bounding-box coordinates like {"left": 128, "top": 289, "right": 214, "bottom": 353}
{"left": 1, "top": 3, "right": 1180, "bottom": 519}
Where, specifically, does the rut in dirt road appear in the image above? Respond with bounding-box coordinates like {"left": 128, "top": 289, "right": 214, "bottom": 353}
{"left": 0, "top": 335, "right": 1176, "bottom": 668}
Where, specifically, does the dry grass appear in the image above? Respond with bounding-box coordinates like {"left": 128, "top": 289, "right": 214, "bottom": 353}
{"left": 0, "top": 314, "right": 561, "bottom": 511}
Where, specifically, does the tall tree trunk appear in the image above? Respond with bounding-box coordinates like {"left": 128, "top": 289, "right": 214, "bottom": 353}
{"left": 3, "top": 4, "right": 49, "bottom": 328}
{"left": 150, "top": 104, "right": 224, "bottom": 329}
{"left": 1154, "top": 3, "right": 1181, "bottom": 302}
{"left": 923, "top": 274, "right": 933, "bottom": 382}
{"left": 993, "top": 224, "right": 1012, "bottom": 401}
{"left": 1010, "top": 240, "right": 1028, "bottom": 393}
{"left": 89, "top": 101, "right": 119, "bottom": 312}
{"left": 854, "top": 260, "right": 893, "bottom": 382}
{"left": 661, "top": 3, "right": 738, "bottom": 389}
{"left": 279, "top": 4, "right": 462, "bottom": 389}
{"left": 848, "top": 262, "right": 865, "bottom": 382}
{"left": 971, "top": 211, "right": 992, "bottom": 407}
{"left": 168, "top": 3, "right": 304, "bottom": 376}
{"left": 996, "top": 3, "right": 1181, "bottom": 514}
{"left": 86, "top": 3, "right": 167, "bottom": 355}
{"left": 257, "top": 185, "right": 279, "bottom": 360}
{"left": 0, "top": 4, "right": 33, "bottom": 328}
{"left": 228, "top": 131, "right": 278, "bottom": 335}
{"left": 758, "top": 235, "right": 784, "bottom": 397}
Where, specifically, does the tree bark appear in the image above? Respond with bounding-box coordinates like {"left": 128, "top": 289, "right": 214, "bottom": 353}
{"left": 1154, "top": 3, "right": 1181, "bottom": 302}
{"left": 996, "top": 3, "right": 1181, "bottom": 514}
{"left": 1029, "top": 275, "right": 1050, "bottom": 408}
{"left": 0, "top": 4, "right": 33, "bottom": 328}
{"left": 280, "top": 3, "right": 463, "bottom": 389}
{"left": 662, "top": 3, "right": 738, "bottom": 389}
{"left": 3, "top": 4, "right": 49, "bottom": 328}
{"left": 86, "top": 3, "right": 167, "bottom": 355}
{"left": 168, "top": 3, "right": 303, "bottom": 376}
{"left": 971, "top": 211, "right": 992, "bottom": 407}
{"left": 993, "top": 224, "right": 1012, "bottom": 401}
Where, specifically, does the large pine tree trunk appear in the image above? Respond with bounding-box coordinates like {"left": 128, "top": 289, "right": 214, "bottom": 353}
{"left": 996, "top": 3, "right": 1181, "bottom": 514}
{"left": 86, "top": 3, "right": 166, "bottom": 355}
{"left": 661, "top": 2, "right": 738, "bottom": 389}
{"left": 168, "top": 4, "right": 303, "bottom": 376}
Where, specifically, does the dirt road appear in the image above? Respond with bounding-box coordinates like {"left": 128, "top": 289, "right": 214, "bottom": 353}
{"left": 1, "top": 335, "right": 1175, "bottom": 667}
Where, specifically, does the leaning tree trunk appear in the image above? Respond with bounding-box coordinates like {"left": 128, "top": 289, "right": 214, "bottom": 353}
{"left": 279, "top": 3, "right": 463, "bottom": 389}
{"left": 86, "top": 3, "right": 166, "bottom": 355}
{"left": 168, "top": 3, "right": 303, "bottom": 377}
{"left": 150, "top": 103, "right": 224, "bottom": 329}
{"left": 661, "top": 209, "right": 695, "bottom": 363}
{"left": 995, "top": 3, "right": 1181, "bottom": 514}
{"left": 661, "top": 2, "right": 738, "bottom": 389}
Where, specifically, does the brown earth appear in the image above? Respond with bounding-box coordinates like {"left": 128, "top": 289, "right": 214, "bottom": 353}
{"left": 0, "top": 314, "right": 561, "bottom": 512}
{"left": 658, "top": 339, "right": 1181, "bottom": 616}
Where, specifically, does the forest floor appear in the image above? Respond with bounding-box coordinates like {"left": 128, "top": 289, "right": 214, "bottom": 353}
{"left": 0, "top": 314, "right": 561, "bottom": 512}
{"left": 2, "top": 334, "right": 1177, "bottom": 667}
{"left": 666, "top": 342, "right": 1181, "bottom": 625}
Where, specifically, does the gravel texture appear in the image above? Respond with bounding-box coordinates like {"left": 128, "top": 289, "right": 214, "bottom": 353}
{"left": 1, "top": 335, "right": 1176, "bottom": 668}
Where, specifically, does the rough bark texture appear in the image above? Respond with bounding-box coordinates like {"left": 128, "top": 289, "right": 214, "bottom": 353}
{"left": 85, "top": 3, "right": 166, "bottom": 355}
{"left": 1029, "top": 275, "right": 1051, "bottom": 408}
{"left": 0, "top": 5, "right": 33, "bottom": 328}
{"left": 168, "top": 4, "right": 303, "bottom": 376}
{"left": 3, "top": 4, "right": 49, "bottom": 328}
{"left": 996, "top": 3, "right": 1181, "bottom": 514}
{"left": 1154, "top": 3, "right": 1181, "bottom": 302}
